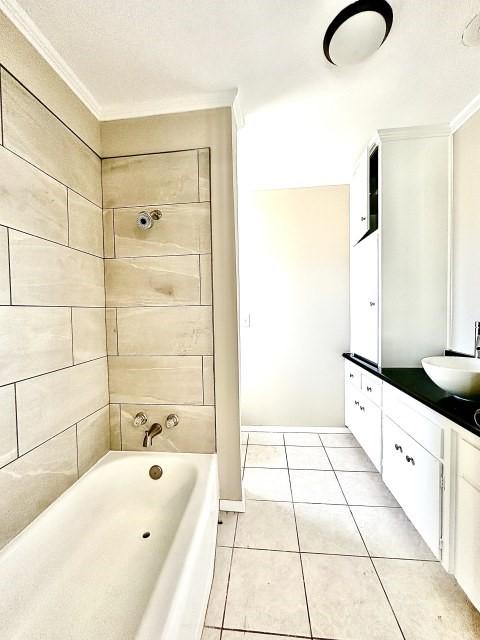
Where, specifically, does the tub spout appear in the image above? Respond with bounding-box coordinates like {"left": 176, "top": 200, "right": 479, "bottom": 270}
{"left": 143, "top": 423, "right": 163, "bottom": 447}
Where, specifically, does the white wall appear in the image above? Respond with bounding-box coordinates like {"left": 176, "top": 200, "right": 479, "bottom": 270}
{"left": 451, "top": 111, "right": 480, "bottom": 355}
{"left": 239, "top": 185, "right": 349, "bottom": 427}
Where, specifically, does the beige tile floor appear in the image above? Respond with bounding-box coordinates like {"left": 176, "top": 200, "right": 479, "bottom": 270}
{"left": 202, "top": 429, "right": 480, "bottom": 640}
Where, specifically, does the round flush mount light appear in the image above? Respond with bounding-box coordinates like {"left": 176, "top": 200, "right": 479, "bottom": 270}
{"left": 462, "top": 14, "right": 480, "bottom": 47}
{"left": 323, "top": 0, "right": 393, "bottom": 66}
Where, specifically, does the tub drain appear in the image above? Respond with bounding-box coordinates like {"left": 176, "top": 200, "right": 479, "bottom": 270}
{"left": 142, "top": 531, "right": 151, "bottom": 539}
{"left": 149, "top": 465, "right": 163, "bottom": 480}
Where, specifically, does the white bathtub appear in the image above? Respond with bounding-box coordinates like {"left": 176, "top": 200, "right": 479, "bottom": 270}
{"left": 0, "top": 451, "right": 218, "bottom": 640}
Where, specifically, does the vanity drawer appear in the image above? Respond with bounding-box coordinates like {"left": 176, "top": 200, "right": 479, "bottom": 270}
{"left": 361, "top": 371, "right": 382, "bottom": 406}
{"left": 383, "top": 384, "right": 443, "bottom": 459}
{"left": 345, "top": 361, "right": 362, "bottom": 390}
{"left": 458, "top": 438, "right": 480, "bottom": 492}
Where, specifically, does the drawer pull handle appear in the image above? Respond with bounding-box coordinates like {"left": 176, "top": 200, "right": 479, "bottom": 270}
{"left": 394, "top": 444, "right": 403, "bottom": 453}
{"left": 349, "top": 373, "right": 354, "bottom": 379}
{"left": 369, "top": 301, "right": 376, "bottom": 307}
{"left": 406, "top": 455, "right": 415, "bottom": 465}
{"left": 354, "top": 400, "right": 360, "bottom": 406}
{"left": 367, "top": 386, "right": 372, "bottom": 392}
{"left": 361, "top": 216, "right": 366, "bottom": 221}
{"left": 360, "top": 405, "right": 365, "bottom": 412}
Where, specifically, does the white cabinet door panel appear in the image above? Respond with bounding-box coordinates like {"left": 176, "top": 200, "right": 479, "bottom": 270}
{"left": 350, "top": 150, "right": 368, "bottom": 246}
{"left": 383, "top": 416, "right": 442, "bottom": 558}
{"left": 455, "top": 475, "right": 480, "bottom": 611}
{"left": 350, "top": 232, "right": 379, "bottom": 364}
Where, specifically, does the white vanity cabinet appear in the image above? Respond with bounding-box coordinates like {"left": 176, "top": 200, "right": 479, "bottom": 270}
{"left": 349, "top": 126, "right": 450, "bottom": 367}
{"left": 454, "top": 437, "right": 480, "bottom": 611}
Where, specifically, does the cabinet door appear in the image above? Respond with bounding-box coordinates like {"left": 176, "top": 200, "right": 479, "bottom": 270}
{"left": 455, "top": 438, "right": 480, "bottom": 610}
{"left": 455, "top": 476, "right": 480, "bottom": 611}
{"left": 350, "top": 232, "right": 379, "bottom": 364}
{"left": 358, "top": 395, "right": 382, "bottom": 471}
{"left": 350, "top": 150, "right": 369, "bottom": 245}
{"left": 383, "top": 417, "right": 442, "bottom": 558}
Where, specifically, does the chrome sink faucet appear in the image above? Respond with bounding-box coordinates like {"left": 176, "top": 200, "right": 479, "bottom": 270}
{"left": 475, "top": 321, "right": 480, "bottom": 359}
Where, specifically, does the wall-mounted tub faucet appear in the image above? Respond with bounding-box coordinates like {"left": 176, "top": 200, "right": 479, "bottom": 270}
{"left": 475, "top": 321, "right": 480, "bottom": 358}
{"left": 143, "top": 423, "right": 163, "bottom": 448}
{"left": 136, "top": 209, "right": 162, "bottom": 231}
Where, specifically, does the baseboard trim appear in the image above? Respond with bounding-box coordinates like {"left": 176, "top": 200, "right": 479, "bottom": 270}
{"left": 219, "top": 486, "right": 245, "bottom": 512}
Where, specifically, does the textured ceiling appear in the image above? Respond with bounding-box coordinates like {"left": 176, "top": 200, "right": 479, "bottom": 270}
{"left": 12, "top": 0, "right": 480, "bottom": 186}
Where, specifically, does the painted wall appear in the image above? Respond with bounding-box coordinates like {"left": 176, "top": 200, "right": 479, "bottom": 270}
{"left": 102, "top": 149, "right": 216, "bottom": 454}
{"left": 0, "top": 67, "right": 108, "bottom": 550}
{"left": 451, "top": 111, "right": 480, "bottom": 355}
{"left": 239, "top": 185, "right": 349, "bottom": 427}
{"left": 101, "top": 109, "right": 242, "bottom": 501}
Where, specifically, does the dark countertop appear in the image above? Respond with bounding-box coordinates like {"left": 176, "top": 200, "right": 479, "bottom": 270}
{"left": 343, "top": 352, "right": 480, "bottom": 437}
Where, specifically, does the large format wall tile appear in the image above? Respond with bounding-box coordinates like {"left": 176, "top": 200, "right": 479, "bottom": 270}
{"left": 0, "top": 385, "right": 17, "bottom": 469}
{"left": 0, "top": 427, "right": 77, "bottom": 550}
{"left": 72, "top": 308, "right": 107, "bottom": 364}
{"left": 16, "top": 358, "right": 108, "bottom": 454}
{"left": 68, "top": 190, "right": 103, "bottom": 257}
{"left": 105, "top": 255, "right": 200, "bottom": 307}
{"left": 77, "top": 405, "right": 110, "bottom": 476}
{"left": 198, "top": 148, "right": 211, "bottom": 201}
{"left": 0, "top": 307, "right": 72, "bottom": 385}
{"left": 0, "top": 227, "right": 11, "bottom": 304}
{"left": 200, "top": 253, "right": 213, "bottom": 305}
{"left": 1, "top": 70, "right": 101, "bottom": 206}
{"left": 113, "top": 203, "right": 211, "bottom": 257}
{"left": 0, "top": 145, "right": 68, "bottom": 244}
{"left": 103, "top": 209, "right": 114, "bottom": 258}
{"left": 109, "top": 404, "right": 121, "bottom": 450}
{"left": 116, "top": 306, "right": 213, "bottom": 355}
{"left": 105, "top": 308, "right": 118, "bottom": 355}
{"left": 109, "top": 355, "right": 203, "bottom": 404}
{"left": 102, "top": 150, "right": 199, "bottom": 208}
{"left": 203, "top": 356, "right": 215, "bottom": 405}
{"left": 121, "top": 404, "right": 215, "bottom": 453}
{"left": 9, "top": 230, "right": 105, "bottom": 307}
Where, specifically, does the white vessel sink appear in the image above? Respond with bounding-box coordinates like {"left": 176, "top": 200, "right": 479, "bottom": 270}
{"left": 422, "top": 356, "right": 480, "bottom": 400}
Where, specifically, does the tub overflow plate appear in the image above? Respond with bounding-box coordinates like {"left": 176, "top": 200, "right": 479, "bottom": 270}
{"left": 149, "top": 465, "right": 163, "bottom": 480}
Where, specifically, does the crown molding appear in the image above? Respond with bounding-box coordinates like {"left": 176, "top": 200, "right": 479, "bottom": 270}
{"left": 378, "top": 124, "right": 451, "bottom": 141}
{"left": 0, "top": 0, "right": 102, "bottom": 117}
{"left": 450, "top": 92, "right": 480, "bottom": 133}
{"left": 99, "top": 89, "right": 239, "bottom": 122}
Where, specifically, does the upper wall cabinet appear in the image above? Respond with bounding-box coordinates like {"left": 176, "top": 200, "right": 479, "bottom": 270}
{"left": 350, "top": 127, "right": 450, "bottom": 367}
{"left": 350, "top": 149, "right": 369, "bottom": 245}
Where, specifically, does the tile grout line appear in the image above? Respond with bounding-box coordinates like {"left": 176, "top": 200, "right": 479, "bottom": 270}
{"left": 213, "top": 433, "right": 246, "bottom": 636}
{"left": 321, "top": 445, "right": 407, "bottom": 640}
{"left": 284, "top": 433, "right": 314, "bottom": 640}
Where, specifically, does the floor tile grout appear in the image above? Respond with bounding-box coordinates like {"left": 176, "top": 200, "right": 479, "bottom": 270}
{"left": 284, "top": 432, "right": 314, "bottom": 639}
{"left": 321, "top": 444, "right": 407, "bottom": 640}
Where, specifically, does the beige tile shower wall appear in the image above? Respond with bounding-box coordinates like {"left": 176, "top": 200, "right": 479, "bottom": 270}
{"left": 0, "top": 69, "right": 108, "bottom": 550}
{"left": 102, "top": 149, "right": 216, "bottom": 454}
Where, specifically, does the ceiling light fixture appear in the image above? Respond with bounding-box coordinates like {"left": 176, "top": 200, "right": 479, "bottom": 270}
{"left": 323, "top": 0, "right": 393, "bottom": 66}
